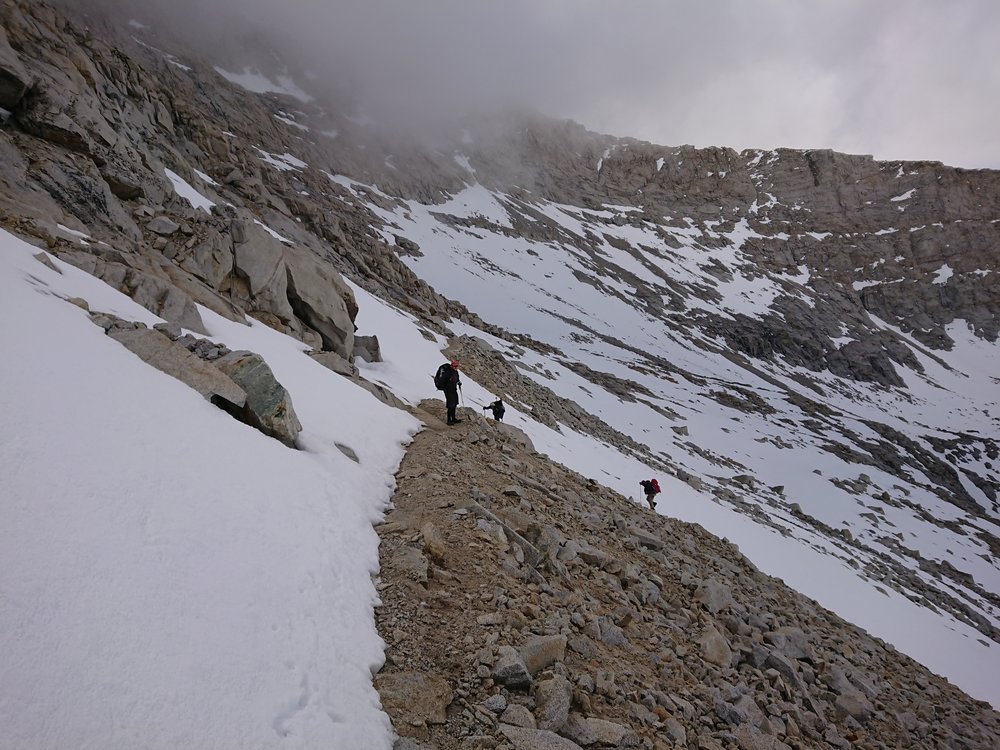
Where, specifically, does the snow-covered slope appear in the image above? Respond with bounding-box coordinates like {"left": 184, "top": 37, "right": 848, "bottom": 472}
{"left": 333, "top": 173, "right": 1000, "bottom": 707}
{"left": 0, "top": 230, "right": 417, "bottom": 748}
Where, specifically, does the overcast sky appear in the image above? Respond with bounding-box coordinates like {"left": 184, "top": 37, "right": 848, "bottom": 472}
{"left": 110, "top": 0, "right": 999, "bottom": 168}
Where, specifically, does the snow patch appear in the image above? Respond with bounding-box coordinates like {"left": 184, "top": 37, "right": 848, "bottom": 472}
{"left": 164, "top": 168, "right": 214, "bottom": 213}
{"left": 214, "top": 66, "right": 313, "bottom": 103}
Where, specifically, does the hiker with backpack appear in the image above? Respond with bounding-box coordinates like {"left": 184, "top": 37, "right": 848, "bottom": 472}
{"left": 433, "top": 359, "right": 463, "bottom": 425}
{"left": 483, "top": 398, "right": 505, "bottom": 422}
{"left": 640, "top": 478, "right": 661, "bottom": 509}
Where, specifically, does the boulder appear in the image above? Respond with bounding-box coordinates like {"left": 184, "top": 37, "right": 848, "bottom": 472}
{"left": 561, "top": 713, "right": 597, "bottom": 746}
{"left": 695, "top": 579, "right": 733, "bottom": 613}
{"left": 498, "top": 724, "right": 583, "bottom": 750}
{"left": 834, "top": 691, "right": 874, "bottom": 724}
{"left": 699, "top": 625, "right": 733, "bottom": 667}
{"left": 60, "top": 253, "right": 207, "bottom": 334}
{"left": 533, "top": 675, "right": 571, "bottom": 732}
{"left": 231, "top": 219, "right": 294, "bottom": 321}
{"left": 214, "top": 350, "right": 302, "bottom": 447}
{"left": 147, "top": 216, "right": 180, "bottom": 236}
{"left": 763, "top": 627, "right": 811, "bottom": 661}
{"left": 179, "top": 229, "right": 232, "bottom": 288}
{"left": 374, "top": 671, "right": 452, "bottom": 726}
{"left": 499, "top": 704, "right": 536, "bottom": 729}
{"left": 496, "top": 422, "right": 534, "bottom": 452}
{"left": 519, "top": 635, "right": 567, "bottom": 675}
{"left": 585, "top": 717, "right": 639, "bottom": 746}
{"left": 307, "top": 350, "right": 358, "bottom": 378}
{"left": 733, "top": 725, "right": 793, "bottom": 750}
{"left": 353, "top": 334, "right": 382, "bottom": 363}
{"left": 283, "top": 244, "right": 356, "bottom": 359}
{"left": 492, "top": 646, "right": 532, "bottom": 690}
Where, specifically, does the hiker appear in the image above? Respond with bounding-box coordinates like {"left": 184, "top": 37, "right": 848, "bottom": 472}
{"left": 483, "top": 398, "right": 505, "bottom": 422}
{"left": 433, "top": 359, "right": 463, "bottom": 425}
{"left": 640, "top": 478, "right": 661, "bottom": 509}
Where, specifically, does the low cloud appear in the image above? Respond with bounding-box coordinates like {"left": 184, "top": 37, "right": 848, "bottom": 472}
{"left": 77, "top": 0, "right": 999, "bottom": 167}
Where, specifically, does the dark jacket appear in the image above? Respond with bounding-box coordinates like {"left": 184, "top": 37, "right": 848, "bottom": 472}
{"left": 435, "top": 363, "right": 461, "bottom": 391}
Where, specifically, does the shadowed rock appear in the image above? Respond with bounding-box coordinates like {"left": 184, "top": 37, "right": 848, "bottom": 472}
{"left": 0, "top": 25, "right": 29, "bottom": 109}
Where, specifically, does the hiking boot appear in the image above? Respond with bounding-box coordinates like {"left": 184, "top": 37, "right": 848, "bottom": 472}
{"left": 450, "top": 419, "right": 463, "bottom": 425}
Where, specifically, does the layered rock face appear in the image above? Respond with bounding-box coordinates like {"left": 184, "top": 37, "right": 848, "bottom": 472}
{"left": 450, "top": 125, "right": 999, "bottom": 384}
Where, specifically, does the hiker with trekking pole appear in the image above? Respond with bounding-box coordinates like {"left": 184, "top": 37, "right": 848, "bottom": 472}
{"left": 482, "top": 398, "right": 505, "bottom": 422}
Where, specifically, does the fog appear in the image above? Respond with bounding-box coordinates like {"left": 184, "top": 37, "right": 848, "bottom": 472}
{"left": 78, "top": 0, "right": 999, "bottom": 168}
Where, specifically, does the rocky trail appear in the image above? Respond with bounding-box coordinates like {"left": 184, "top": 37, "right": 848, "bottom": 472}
{"left": 373, "top": 401, "right": 1000, "bottom": 750}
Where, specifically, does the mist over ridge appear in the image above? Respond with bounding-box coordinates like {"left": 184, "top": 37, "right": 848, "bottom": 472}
{"left": 65, "top": 0, "right": 1000, "bottom": 168}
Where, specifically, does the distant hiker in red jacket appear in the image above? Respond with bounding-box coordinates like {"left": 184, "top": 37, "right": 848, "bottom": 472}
{"left": 640, "top": 478, "right": 661, "bottom": 509}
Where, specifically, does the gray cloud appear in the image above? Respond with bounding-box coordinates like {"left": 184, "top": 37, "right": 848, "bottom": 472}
{"left": 81, "top": 0, "right": 999, "bottom": 167}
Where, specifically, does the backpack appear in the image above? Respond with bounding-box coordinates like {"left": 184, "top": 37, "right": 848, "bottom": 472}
{"left": 650, "top": 479, "right": 661, "bottom": 494}
{"left": 491, "top": 400, "right": 505, "bottom": 419}
{"left": 433, "top": 363, "right": 453, "bottom": 390}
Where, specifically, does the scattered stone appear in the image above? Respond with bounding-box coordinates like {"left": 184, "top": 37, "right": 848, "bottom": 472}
{"left": 533, "top": 675, "right": 572, "bottom": 732}
{"left": 499, "top": 704, "right": 535, "bottom": 729}
{"left": 519, "top": 635, "right": 567, "bottom": 675}
{"left": 498, "top": 724, "right": 584, "bottom": 750}
{"left": 492, "top": 646, "right": 532, "bottom": 690}
{"left": 374, "top": 671, "right": 453, "bottom": 726}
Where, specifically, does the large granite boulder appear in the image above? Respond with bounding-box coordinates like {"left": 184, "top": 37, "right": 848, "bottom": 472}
{"left": 283, "top": 243, "right": 356, "bottom": 360}
{"left": 231, "top": 218, "right": 294, "bottom": 323}
{"left": 214, "top": 350, "right": 302, "bottom": 447}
